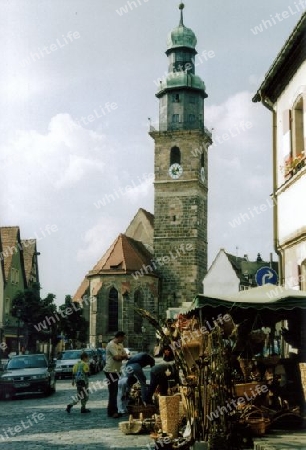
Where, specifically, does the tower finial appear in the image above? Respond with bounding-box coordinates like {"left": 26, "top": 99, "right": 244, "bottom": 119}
{"left": 179, "top": 3, "right": 185, "bottom": 26}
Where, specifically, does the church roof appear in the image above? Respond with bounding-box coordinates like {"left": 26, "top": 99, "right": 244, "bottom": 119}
{"left": 139, "top": 208, "right": 154, "bottom": 228}
{"left": 73, "top": 209, "right": 156, "bottom": 302}
{"left": 89, "top": 233, "right": 154, "bottom": 275}
{"left": 73, "top": 277, "right": 90, "bottom": 303}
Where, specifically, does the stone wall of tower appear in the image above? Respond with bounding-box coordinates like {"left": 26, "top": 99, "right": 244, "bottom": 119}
{"left": 151, "top": 129, "right": 210, "bottom": 313}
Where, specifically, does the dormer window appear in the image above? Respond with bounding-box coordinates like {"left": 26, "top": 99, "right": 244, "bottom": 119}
{"left": 110, "top": 262, "right": 122, "bottom": 269}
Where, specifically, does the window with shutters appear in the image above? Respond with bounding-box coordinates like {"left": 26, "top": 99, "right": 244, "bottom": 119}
{"left": 292, "top": 96, "right": 304, "bottom": 158}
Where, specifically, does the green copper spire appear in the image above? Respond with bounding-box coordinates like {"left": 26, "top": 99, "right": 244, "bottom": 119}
{"left": 179, "top": 3, "right": 184, "bottom": 26}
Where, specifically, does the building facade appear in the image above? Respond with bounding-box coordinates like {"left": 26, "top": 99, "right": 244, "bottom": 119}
{"left": 0, "top": 227, "right": 27, "bottom": 353}
{"left": 149, "top": 4, "right": 212, "bottom": 314}
{"left": 253, "top": 13, "right": 306, "bottom": 290}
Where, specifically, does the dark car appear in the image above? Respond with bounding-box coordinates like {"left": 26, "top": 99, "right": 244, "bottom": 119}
{"left": 0, "top": 354, "right": 56, "bottom": 400}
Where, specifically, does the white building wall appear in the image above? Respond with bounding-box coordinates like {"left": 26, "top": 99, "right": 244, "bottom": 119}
{"left": 203, "top": 250, "right": 240, "bottom": 296}
{"left": 277, "top": 176, "right": 306, "bottom": 242}
{"left": 274, "top": 60, "right": 306, "bottom": 287}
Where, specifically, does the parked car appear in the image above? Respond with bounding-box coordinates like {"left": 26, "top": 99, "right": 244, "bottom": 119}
{"left": 97, "top": 348, "right": 106, "bottom": 370}
{"left": 0, "top": 354, "right": 56, "bottom": 400}
{"left": 55, "top": 349, "right": 83, "bottom": 379}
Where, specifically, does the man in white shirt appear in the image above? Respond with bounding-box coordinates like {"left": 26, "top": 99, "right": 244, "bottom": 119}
{"left": 104, "top": 331, "right": 128, "bottom": 418}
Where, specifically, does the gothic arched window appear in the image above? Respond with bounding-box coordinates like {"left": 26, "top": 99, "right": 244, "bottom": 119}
{"left": 170, "top": 146, "right": 181, "bottom": 165}
{"left": 200, "top": 152, "right": 204, "bottom": 168}
{"left": 134, "top": 290, "right": 143, "bottom": 333}
{"left": 108, "top": 287, "right": 118, "bottom": 332}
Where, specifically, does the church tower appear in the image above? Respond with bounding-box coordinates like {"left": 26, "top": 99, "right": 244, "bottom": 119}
{"left": 150, "top": 4, "right": 212, "bottom": 315}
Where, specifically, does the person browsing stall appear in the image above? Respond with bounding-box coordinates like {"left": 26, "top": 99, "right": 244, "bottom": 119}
{"left": 117, "top": 352, "right": 155, "bottom": 413}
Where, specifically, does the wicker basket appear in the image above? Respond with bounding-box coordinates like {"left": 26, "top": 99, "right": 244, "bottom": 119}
{"left": 119, "top": 415, "right": 143, "bottom": 435}
{"left": 241, "top": 407, "right": 269, "bottom": 436}
{"left": 127, "top": 404, "right": 156, "bottom": 419}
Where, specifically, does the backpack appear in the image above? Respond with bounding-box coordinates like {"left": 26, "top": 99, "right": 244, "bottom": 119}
{"left": 75, "top": 362, "right": 86, "bottom": 386}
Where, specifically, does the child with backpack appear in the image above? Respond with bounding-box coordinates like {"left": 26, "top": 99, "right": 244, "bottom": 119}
{"left": 66, "top": 352, "right": 91, "bottom": 414}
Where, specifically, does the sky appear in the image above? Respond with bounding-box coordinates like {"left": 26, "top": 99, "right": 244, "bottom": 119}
{"left": 0, "top": 0, "right": 304, "bottom": 305}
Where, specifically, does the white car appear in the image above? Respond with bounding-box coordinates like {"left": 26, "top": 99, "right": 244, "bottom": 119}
{"left": 55, "top": 349, "right": 83, "bottom": 379}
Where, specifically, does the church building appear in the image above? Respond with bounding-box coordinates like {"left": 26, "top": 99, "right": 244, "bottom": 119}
{"left": 74, "top": 4, "right": 212, "bottom": 349}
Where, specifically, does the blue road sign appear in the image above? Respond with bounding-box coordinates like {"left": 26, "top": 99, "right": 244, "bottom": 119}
{"left": 255, "top": 266, "right": 278, "bottom": 286}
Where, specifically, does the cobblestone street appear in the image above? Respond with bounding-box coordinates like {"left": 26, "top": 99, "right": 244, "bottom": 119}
{"left": 0, "top": 372, "right": 152, "bottom": 450}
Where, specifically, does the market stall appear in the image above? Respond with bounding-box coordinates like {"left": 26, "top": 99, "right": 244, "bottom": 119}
{"left": 118, "top": 286, "right": 306, "bottom": 449}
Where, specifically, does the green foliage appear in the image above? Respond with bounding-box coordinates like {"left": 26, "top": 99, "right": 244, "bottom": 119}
{"left": 12, "top": 285, "right": 58, "bottom": 351}
{"left": 58, "top": 295, "right": 88, "bottom": 344}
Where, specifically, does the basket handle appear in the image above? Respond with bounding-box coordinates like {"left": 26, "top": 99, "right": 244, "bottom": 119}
{"left": 241, "top": 406, "right": 264, "bottom": 419}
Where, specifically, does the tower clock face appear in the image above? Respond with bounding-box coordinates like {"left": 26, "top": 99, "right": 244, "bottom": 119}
{"left": 169, "top": 163, "right": 183, "bottom": 179}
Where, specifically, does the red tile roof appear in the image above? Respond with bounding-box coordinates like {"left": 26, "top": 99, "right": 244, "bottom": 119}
{"left": 0, "top": 227, "right": 22, "bottom": 282}
{"left": 73, "top": 277, "right": 90, "bottom": 303}
{"left": 91, "top": 233, "right": 154, "bottom": 274}
{"left": 21, "top": 240, "right": 37, "bottom": 284}
{"left": 73, "top": 232, "right": 156, "bottom": 300}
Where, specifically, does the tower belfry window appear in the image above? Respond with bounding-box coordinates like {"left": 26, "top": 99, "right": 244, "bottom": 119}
{"left": 201, "top": 152, "right": 204, "bottom": 167}
{"left": 170, "top": 146, "right": 181, "bottom": 165}
{"left": 172, "top": 94, "right": 180, "bottom": 103}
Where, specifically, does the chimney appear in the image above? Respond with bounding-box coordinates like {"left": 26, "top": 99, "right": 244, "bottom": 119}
{"left": 270, "top": 252, "right": 273, "bottom": 268}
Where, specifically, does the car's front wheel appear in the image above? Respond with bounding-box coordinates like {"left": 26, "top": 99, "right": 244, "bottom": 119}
{"left": 44, "top": 381, "right": 53, "bottom": 396}
{"left": 2, "top": 388, "right": 13, "bottom": 400}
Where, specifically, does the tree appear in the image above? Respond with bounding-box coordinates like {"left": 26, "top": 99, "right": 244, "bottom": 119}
{"left": 12, "top": 284, "right": 59, "bottom": 353}
{"left": 58, "top": 295, "right": 88, "bottom": 348}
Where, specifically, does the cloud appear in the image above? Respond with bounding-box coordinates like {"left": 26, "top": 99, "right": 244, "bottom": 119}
{"left": 0, "top": 114, "right": 112, "bottom": 221}
{"left": 76, "top": 217, "right": 122, "bottom": 264}
{"left": 124, "top": 173, "right": 154, "bottom": 204}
